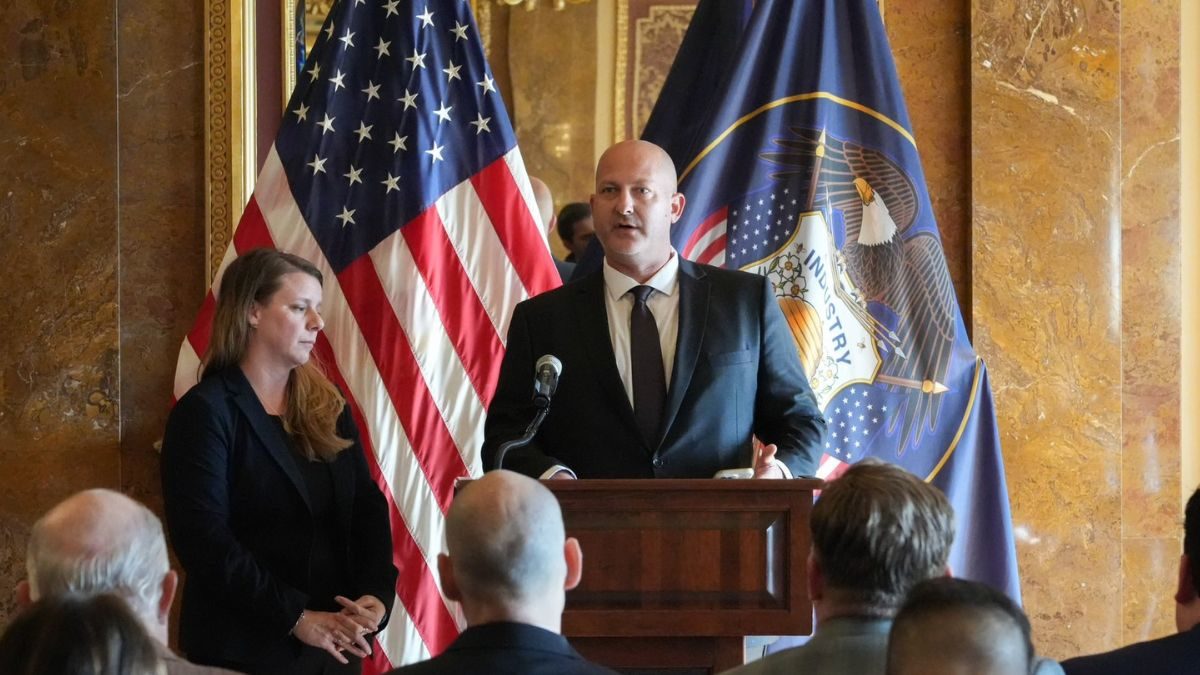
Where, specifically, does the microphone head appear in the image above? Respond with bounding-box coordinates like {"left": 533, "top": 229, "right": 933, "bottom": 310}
{"left": 535, "top": 354, "right": 563, "bottom": 377}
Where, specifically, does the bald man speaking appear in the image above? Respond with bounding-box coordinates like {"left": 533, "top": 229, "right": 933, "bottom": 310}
{"left": 483, "top": 140, "right": 825, "bottom": 480}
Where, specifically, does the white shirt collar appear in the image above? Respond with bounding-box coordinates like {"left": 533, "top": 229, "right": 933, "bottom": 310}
{"left": 602, "top": 250, "right": 680, "bottom": 302}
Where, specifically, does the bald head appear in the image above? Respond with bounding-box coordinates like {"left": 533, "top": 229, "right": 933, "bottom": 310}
{"left": 529, "top": 176, "right": 555, "bottom": 236}
{"left": 595, "top": 140, "right": 679, "bottom": 190}
{"left": 441, "top": 471, "right": 581, "bottom": 630}
{"left": 591, "top": 140, "right": 685, "bottom": 282}
{"left": 887, "top": 578, "right": 1033, "bottom": 675}
{"left": 26, "top": 489, "right": 171, "bottom": 633}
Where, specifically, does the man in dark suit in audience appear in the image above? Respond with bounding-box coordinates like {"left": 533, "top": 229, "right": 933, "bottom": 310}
{"left": 724, "top": 459, "right": 954, "bottom": 675}
{"left": 887, "top": 578, "right": 1036, "bottom": 675}
{"left": 556, "top": 202, "right": 594, "bottom": 263}
{"left": 387, "top": 470, "right": 616, "bottom": 675}
{"left": 16, "top": 489, "right": 240, "bottom": 675}
{"left": 1062, "top": 486, "right": 1200, "bottom": 674}
{"left": 484, "top": 140, "right": 825, "bottom": 480}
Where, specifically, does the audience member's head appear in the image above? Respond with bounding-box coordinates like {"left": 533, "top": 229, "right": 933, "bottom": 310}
{"left": 555, "top": 202, "right": 594, "bottom": 260}
{"left": 18, "top": 489, "right": 177, "bottom": 644}
{"left": 0, "top": 593, "right": 165, "bottom": 675}
{"left": 529, "top": 176, "right": 556, "bottom": 236}
{"left": 887, "top": 577, "right": 1033, "bottom": 675}
{"left": 438, "top": 470, "right": 582, "bottom": 632}
{"left": 1176, "top": 486, "right": 1200, "bottom": 631}
{"left": 808, "top": 458, "right": 954, "bottom": 620}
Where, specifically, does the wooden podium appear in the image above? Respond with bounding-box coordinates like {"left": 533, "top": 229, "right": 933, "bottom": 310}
{"left": 547, "top": 479, "right": 820, "bottom": 674}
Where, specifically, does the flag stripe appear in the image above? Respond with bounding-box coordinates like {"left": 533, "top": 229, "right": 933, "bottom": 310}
{"left": 435, "top": 162, "right": 531, "bottom": 345}
{"left": 338, "top": 255, "right": 469, "bottom": 512}
{"left": 367, "top": 232, "right": 487, "bottom": 473}
{"left": 399, "top": 206, "right": 504, "bottom": 403}
{"left": 470, "top": 157, "right": 559, "bottom": 296}
{"left": 183, "top": 297, "right": 215, "bottom": 364}
{"left": 682, "top": 206, "right": 727, "bottom": 259}
{"left": 695, "top": 231, "right": 728, "bottom": 266}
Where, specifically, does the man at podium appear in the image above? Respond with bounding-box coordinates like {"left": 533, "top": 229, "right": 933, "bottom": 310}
{"left": 483, "top": 140, "right": 826, "bottom": 480}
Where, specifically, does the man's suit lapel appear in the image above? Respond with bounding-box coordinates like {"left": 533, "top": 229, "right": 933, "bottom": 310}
{"left": 222, "top": 368, "right": 313, "bottom": 513}
{"left": 572, "top": 272, "right": 642, "bottom": 442}
{"left": 660, "top": 260, "right": 708, "bottom": 449}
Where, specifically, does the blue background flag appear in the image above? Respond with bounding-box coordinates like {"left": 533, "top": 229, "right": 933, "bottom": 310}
{"left": 642, "top": 0, "right": 1021, "bottom": 601}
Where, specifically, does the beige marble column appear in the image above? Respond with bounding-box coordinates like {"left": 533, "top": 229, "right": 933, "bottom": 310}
{"left": 0, "top": 0, "right": 122, "bottom": 623}
{"left": 972, "top": 0, "right": 1124, "bottom": 658}
{"left": 973, "top": 0, "right": 1182, "bottom": 658}
{"left": 0, "top": 0, "right": 207, "bottom": 631}
{"left": 1117, "top": 0, "right": 1182, "bottom": 645}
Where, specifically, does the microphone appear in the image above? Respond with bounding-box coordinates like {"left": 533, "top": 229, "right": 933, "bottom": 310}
{"left": 533, "top": 354, "right": 562, "bottom": 408}
{"left": 495, "top": 355, "right": 563, "bottom": 471}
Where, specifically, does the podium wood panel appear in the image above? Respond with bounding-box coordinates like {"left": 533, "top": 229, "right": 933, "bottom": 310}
{"left": 546, "top": 479, "right": 818, "bottom": 671}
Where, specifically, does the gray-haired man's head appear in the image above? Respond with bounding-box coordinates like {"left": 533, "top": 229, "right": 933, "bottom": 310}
{"left": 21, "top": 489, "right": 176, "bottom": 643}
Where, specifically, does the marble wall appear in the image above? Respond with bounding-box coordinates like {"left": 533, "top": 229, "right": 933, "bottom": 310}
{"left": 0, "top": 0, "right": 205, "bottom": 628}
{"left": 973, "top": 0, "right": 1183, "bottom": 659}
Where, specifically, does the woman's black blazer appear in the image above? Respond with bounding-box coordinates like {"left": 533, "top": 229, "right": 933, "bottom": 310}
{"left": 161, "top": 366, "right": 398, "bottom": 665}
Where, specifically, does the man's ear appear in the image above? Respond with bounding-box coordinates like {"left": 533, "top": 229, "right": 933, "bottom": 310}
{"left": 15, "top": 580, "right": 32, "bottom": 609}
{"left": 806, "top": 550, "right": 824, "bottom": 602}
{"left": 670, "top": 192, "right": 686, "bottom": 223}
{"left": 158, "top": 570, "right": 179, "bottom": 625}
{"left": 943, "top": 564, "right": 954, "bottom": 578}
{"left": 437, "top": 554, "right": 462, "bottom": 603}
{"left": 563, "top": 537, "right": 583, "bottom": 591}
{"left": 1175, "top": 554, "right": 1197, "bottom": 604}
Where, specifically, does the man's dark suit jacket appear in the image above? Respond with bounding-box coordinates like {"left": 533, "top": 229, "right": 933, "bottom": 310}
{"left": 1061, "top": 624, "right": 1200, "bottom": 674}
{"left": 161, "top": 367, "right": 398, "bottom": 667}
{"left": 386, "top": 622, "right": 617, "bottom": 674}
{"left": 483, "top": 259, "right": 826, "bottom": 478}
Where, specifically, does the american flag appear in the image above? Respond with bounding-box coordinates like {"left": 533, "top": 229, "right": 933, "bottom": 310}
{"left": 172, "top": 0, "right": 559, "bottom": 668}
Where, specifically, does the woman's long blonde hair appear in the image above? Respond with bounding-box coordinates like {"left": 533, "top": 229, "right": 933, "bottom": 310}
{"left": 203, "top": 248, "right": 352, "bottom": 461}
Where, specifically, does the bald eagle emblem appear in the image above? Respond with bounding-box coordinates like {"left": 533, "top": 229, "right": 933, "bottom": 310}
{"left": 755, "top": 128, "right": 959, "bottom": 453}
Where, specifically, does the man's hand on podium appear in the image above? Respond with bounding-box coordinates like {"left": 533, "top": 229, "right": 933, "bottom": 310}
{"left": 752, "top": 443, "right": 786, "bottom": 479}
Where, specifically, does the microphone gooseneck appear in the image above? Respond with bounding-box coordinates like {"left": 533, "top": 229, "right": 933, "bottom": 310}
{"left": 494, "top": 355, "right": 562, "bottom": 471}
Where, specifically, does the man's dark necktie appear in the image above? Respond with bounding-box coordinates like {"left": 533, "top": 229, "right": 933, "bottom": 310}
{"left": 630, "top": 285, "right": 666, "bottom": 444}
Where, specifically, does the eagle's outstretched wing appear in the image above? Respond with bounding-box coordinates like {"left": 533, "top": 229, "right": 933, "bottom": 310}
{"left": 883, "top": 232, "right": 958, "bottom": 453}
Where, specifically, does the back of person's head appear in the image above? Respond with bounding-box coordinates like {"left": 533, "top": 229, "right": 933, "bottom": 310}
{"left": 441, "top": 470, "right": 579, "bottom": 623}
{"left": 529, "top": 176, "right": 555, "bottom": 233}
{"left": 887, "top": 577, "right": 1032, "bottom": 675}
{"left": 810, "top": 459, "right": 954, "bottom": 616}
{"left": 556, "top": 202, "right": 592, "bottom": 244}
{"left": 25, "top": 489, "right": 171, "bottom": 631}
{"left": 1177, "top": 486, "right": 1200, "bottom": 631}
{"left": 1185, "top": 487, "right": 1199, "bottom": 594}
{"left": 0, "top": 593, "right": 164, "bottom": 675}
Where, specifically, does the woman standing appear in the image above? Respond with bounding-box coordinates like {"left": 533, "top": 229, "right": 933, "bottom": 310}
{"left": 162, "top": 248, "right": 397, "bottom": 674}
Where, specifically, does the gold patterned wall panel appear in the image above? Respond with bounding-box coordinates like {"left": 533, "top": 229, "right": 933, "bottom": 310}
{"left": 624, "top": 3, "right": 696, "bottom": 141}
{"left": 508, "top": 3, "right": 599, "bottom": 244}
